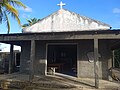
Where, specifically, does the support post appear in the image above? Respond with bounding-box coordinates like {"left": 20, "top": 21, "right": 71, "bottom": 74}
{"left": 29, "top": 40, "right": 35, "bottom": 82}
{"left": 94, "top": 38, "right": 99, "bottom": 88}
{"left": 112, "top": 50, "right": 115, "bottom": 67}
{"left": 9, "top": 44, "right": 14, "bottom": 74}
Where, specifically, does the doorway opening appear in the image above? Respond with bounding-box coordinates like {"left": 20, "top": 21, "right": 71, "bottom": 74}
{"left": 47, "top": 44, "right": 77, "bottom": 76}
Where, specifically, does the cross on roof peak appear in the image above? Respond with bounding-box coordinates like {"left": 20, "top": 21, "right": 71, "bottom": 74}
{"left": 57, "top": 1, "right": 66, "bottom": 9}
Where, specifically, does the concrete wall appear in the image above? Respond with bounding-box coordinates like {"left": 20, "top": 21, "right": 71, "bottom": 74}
{"left": 77, "top": 40, "right": 94, "bottom": 78}
{"left": 23, "top": 9, "right": 110, "bottom": 33}
{"left": 20, "top": 41, "right": 31, "bottom": 74}
{"left": 20, "top": 40, "right": 112, "bottom": 79}
{"left": 20, "top": 41, "right": 47, "bottom": 75}
{"left": 34, "top": 41, "right": 47, "bottom": 75}
{"left": 77, "top": 40, "right": 112, "bottom": 79}
{"left": 99, "top": 40, "right": 112, "bottom": 80}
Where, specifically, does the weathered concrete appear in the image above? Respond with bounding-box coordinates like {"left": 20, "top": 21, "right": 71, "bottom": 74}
{"left": 29, "top": 40, "right": 35, "bottom": 81}
{"left": 23, "top": 9, "right": 110, "bottom": 33}
{"left": 1, "top": 31, "right": 120, "bottom": 42}
{"left": 94, "top": 38, "right": 99, "bottom": 88}
{"left": 20, "top": 41, "right": 31, "bottom": 74}
{"left": 20, "top": 41, "right": 47, "bottom": 75}
{"left": 20, "top": 40, "right": 112, "bottom": 80}
{"left": 34, "top": 41, "right": 47, "bottom": 75}
{"left": 9, "top": 44, "right": 14, "bottom": 74}
{"left": 77, "top": 40, "right": 94, "bottom": 78}
{"left": 77, "top": 40, "right": 112, "bottom": 79}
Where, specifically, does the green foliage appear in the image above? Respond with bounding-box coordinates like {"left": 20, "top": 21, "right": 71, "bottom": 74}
{"left": 0, "top": 0, "right": 26, "bottom": 34}
{"left": 114, "top": 49, "right": 120, "bottom": 68}
{"left": 22, "top": 18, "right": 40, "bottom": 28}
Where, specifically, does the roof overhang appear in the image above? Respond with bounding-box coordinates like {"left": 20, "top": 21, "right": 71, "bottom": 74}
{"left": 0, "top": 30, "right": 120, "bottom": 41}
{"left": 1, "top": 30, "right": 120, "bottom": 49}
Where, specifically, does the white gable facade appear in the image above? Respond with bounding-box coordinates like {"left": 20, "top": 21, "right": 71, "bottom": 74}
{"left": 22, "top": 9, "right": 110, "bottom": 33}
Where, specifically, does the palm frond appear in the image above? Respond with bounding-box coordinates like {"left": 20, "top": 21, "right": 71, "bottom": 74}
{"left": 4, "top": 3, "right": 18, "bottom": 16}
{"left": 0, "top": 7, "right": 3, "bottom": 23}
{"left": 10, "top": 11, "right": 20, "bottom": 25}
{"left": 4, "top": 11, "right": 10, "bottom": 34}
{"left": 27, "top": 19, "right": 32, "bottom": 23}
{"left": 22, "top": 18, "right": 40, "bottom": 28}
{"left": 22, "top": 23, "right": 29, "bottom": 27}
{"left": 9, "top": 0, "right": 26, "bottom": 8}
{"left": 0, "top": 0, "right": 26, "bottom": 33}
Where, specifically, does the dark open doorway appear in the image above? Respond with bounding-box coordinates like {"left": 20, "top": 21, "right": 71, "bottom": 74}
{"left": 47, "top": 44, "right": 77, "bottom": 76}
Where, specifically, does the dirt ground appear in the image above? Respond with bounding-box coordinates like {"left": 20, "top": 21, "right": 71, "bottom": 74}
{"left": 0, "top": 73, "right": 120, "bottom": 90}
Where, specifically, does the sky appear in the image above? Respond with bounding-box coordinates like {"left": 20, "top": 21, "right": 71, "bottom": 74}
{"left": 0, "top": 0, "right": 120, "bottom": 34}
{"left": 0, "top": 0, "right": 120, "bottom": 51}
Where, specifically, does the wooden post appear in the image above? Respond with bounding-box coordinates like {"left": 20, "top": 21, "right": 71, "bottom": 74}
{"left": 29, "top": 40, "right": 35, "bottom": 82}
{"left": 94, "top": 38, "right": 99, "bottom": 88}
{"left": 9, "top": 44, "right": 14, "bottom": 74}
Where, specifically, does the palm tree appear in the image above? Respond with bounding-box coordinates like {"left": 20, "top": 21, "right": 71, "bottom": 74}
{"left": 22, "top": 18, "right": 40, "bottom": 28}
{"left": 0, "top": 0, "right": 26, "bottom": 34}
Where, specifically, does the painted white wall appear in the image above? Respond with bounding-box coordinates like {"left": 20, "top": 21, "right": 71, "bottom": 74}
{"left": 23, "top": 9, "right": 110, "bottom": 33}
